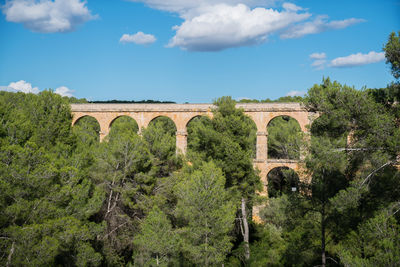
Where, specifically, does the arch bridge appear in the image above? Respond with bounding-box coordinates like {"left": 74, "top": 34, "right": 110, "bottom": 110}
{"left": 70, "top": 103, "right": 315, "bottom": 196}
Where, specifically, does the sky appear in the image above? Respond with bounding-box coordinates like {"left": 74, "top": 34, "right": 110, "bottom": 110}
{"left": 0, "top": 0, "right": 399, "bottom": 103}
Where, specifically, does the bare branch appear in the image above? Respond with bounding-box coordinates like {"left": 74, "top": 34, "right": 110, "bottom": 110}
{"left": 102, "top": 222, "right": 128, "bottom": 240}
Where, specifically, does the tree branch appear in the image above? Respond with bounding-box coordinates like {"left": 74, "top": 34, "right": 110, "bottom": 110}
{"left": 102, "top": 222, "right": 128, "bottom": 240}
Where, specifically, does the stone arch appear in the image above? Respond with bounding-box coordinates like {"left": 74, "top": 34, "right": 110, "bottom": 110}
{"left": 72, "top": 114, "right": 100, "bottom": 127}
{"left": 72, "top": 115, "right": 101, "bottom": 142}
{"left": 185, "top": 115, "right": 211, "bottom": 128}
{"left": 310, "top": 114, "right": 348, "bottom": 144}
{"left": 145, "top": 115, "right": 179, "bottom": 154}
{"left": 267, "top": 114, "right": 301, "bottom": 129}
{"left": 266, "top": 112, "right": 308, "bottom": 133}
{"left": 148, "top": 115, "right": 177, "bottom": 133}
{"left": 109, "top": 115, "right": 139, "bottom": 133}
{"left": 266, "top": 166, "right": 300, "bottom": 198}
{"left": 186, "top": 115, "right": 212, "bottom": 154}
{"left": 267, "top": 115, "right": 302, "bottom": 160}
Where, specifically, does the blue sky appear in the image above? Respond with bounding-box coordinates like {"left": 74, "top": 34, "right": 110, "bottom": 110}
{"left": 0, "top": 0, "right": 399, "bottom": 103}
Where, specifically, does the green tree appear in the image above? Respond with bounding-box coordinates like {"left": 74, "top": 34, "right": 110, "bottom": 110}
{"left": 267, "top": 116, "right": 303, "bottom": 159}
{"left": 337, "top": 204, "right": 400, "bottom": 267}
{"left": 109, "top": 116, "right": 139, "bottom": 136}
{"left": 92, "top": 126, "right": 152, "bottom": 265}
{"left": 302, "top": 78, "right": 400, "bottom": 266}
{"left": 384, "top": 31, "right": 400, "bottom": 80}
{"left": 0, "top": 91, "right": 104, "bottom": 266}
{"left": 175, "top": 162, "right": 236, "bottom": 266}
{"left": 142, "top": 117, "right": 182, "bottom": 178}
{"left": 187, "top": 96, "right": 260, "bottom": 261}
{"left": 133, "top": 206, "right": 178, "bottom": 266}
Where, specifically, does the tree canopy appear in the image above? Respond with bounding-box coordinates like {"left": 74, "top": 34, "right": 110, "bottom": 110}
{"left": 0, "top": 32, "right": 399, "bottom": 266}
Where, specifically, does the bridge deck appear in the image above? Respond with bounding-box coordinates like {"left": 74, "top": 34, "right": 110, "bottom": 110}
{"left": 70, "top": 102, "right": 306, "bottom": 112}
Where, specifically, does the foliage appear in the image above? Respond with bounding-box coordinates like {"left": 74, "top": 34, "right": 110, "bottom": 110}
{"left": 267, "top": 167, "right": 300, "bottom": 198}
{"left": 109, "top": 116, "right": 139, "bottom": 136}
{"left": 175, "top": 162, "right": 236, "bottom": 266}
{"left": 133, "top": 206, "right": 178, "bottom": 266}
{"left": 337, "top": 204, "right": 400, "bottom": 267}
{"left": 238, "top": 95, "right": 304, "bottom": 103}
{"left": 188, "top": 96, "right": 260, "bottom": 198}
{"left": 384, "top": 31, "right": 400, "bottom": 80}
{"left": 90, "top": 100, "right": 175, "bottom": 104}
{"left": 0, "top": 91, "right": 104, "bottom": 266}
{"left": 267, "top": 116, "right": 303, "bottom": 159}
{"left": 0, "top": 59, "right": 399, "bottom": 266}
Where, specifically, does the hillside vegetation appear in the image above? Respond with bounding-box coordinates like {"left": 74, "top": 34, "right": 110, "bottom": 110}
{"left": 0, "top": 32, "right": 399, "bottom": 266}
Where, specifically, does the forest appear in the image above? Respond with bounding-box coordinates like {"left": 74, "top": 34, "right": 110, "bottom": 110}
{"left": 0, "top": 33, "right": 399, "bottom": 266}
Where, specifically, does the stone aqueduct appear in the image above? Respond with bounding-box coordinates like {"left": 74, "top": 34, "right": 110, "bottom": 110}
{"left": 70, "top": 103, "right": 314, "bottom": 196}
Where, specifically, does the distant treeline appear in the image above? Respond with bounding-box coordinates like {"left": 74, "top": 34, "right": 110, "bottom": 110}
{"left": 68, "top": 96, "right": 304, "bottom": 104}
{"left": 89, "top": 99, "right": 176, "bottom": 104}
{"left": 237, "top": 95, "right": 303, "bottom": 103}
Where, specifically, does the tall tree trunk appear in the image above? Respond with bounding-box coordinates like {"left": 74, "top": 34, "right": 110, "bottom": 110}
{"left": 6, "top": 241, "right": 15, "bottom": 267}
{"left": 321, "top": 202, "right": 326, "bottom": 267}
{"left": 241, "top": 197, "right": 250, "bottom": 260}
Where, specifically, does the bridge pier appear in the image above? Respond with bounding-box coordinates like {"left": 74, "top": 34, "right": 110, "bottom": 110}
{"left": 176, "top": 131, "right": 187, "bottom": 154}
{"left": 256, "top": 131, "right": 268, "bottom": 162}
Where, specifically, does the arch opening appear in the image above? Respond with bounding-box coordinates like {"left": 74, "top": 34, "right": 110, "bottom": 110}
{"left": 72, "top": 115, "right": 101, "bottom": 143}
{"left": 267, "top": 115, "right": 302, "bottom": 160}
{"left": 148, "top": 116, "right": 177, "bottom": 135}
{"left": 144, "top": 116, "right": 177, "bottom": 158}
{"left": 109, "top": 116, "right": 139, "bottom": 136}
{"left": 310, "top": 115, "right": 348, "bottom": 147}
{"left": 267, "top": 167, "right": 300, "bottom": 198}
{"left": 186, "top": 115, "right": 213, "bottom": 154}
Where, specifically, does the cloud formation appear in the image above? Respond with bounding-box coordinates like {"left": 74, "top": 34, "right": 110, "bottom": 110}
{"left": 120, "top": 32, "right": 157, "bottom": 45}
{"left": 2, "top": 0, "right": 96, "bottom": 33}
{"left": 7, "top": 80, "right": 40, "bottom": 93}
{"left": 1, "top": 80, "right": 75, "bottom": 96}
{"left": 55, "top": 86, "right": 74, "bottom": 97}
{"left": 130, "top": 1, "right": 364, "bottom": 51}
{"left": 330, "top": 51, "right": 385, "bottom": 68}
{"left": 168, "top": 3, "right": 310, "bottom": 51}
{"left": 281, "top": 16, "right": 365, "bottom": 39}
{"left": 309, "top": 52, "right": 327, "bottom": 69}
{"left": 128, "top": 0, "right": 280, "bottom": 13}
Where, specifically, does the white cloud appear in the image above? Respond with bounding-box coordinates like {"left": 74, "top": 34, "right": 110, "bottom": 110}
{"left": 2, "top": 0, "right": 96, "bottom": 33}
{"left": 128, "top": 0, "right": 281, "bottom": 13}
{"left": 127, "top": 1, "right": 365, "bottom": 52}
{"left": 281, "top": 15, "right": 365, "bottom": 39}
{"left": 167, "top": 3, "right": 310, "bottom": 51}
{"left": 1, "top": 81, "right": 75, "bottom": 96}
{"left": 281, "top": 2, "right": 302, "bottom": 12}
{"left": 55, "top": 86, "right": 74, "bottom": 97}
{"left": 309, "top": 52, "right": 327, "bottom": 69}
{"left": 286, "top": 90, "right": 305, "bottom": 97}
{"left": 309, "top": 52, "right": 326, "bottom": 60}
{"left": 120, "top": 32, "right": 157, "bottom": 45}
{"left": 7, "top": 80, "right": 40, "bottom": 94}
{"left": 330, "top": 51, "right": 385, "bottom": 68}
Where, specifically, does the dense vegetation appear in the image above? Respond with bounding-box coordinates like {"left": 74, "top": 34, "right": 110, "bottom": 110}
{"left": 0, "top": 33, "right": 399, "bottom": 266}
{"left": 89, "top": 100, "right": 176, "bottom": 104}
